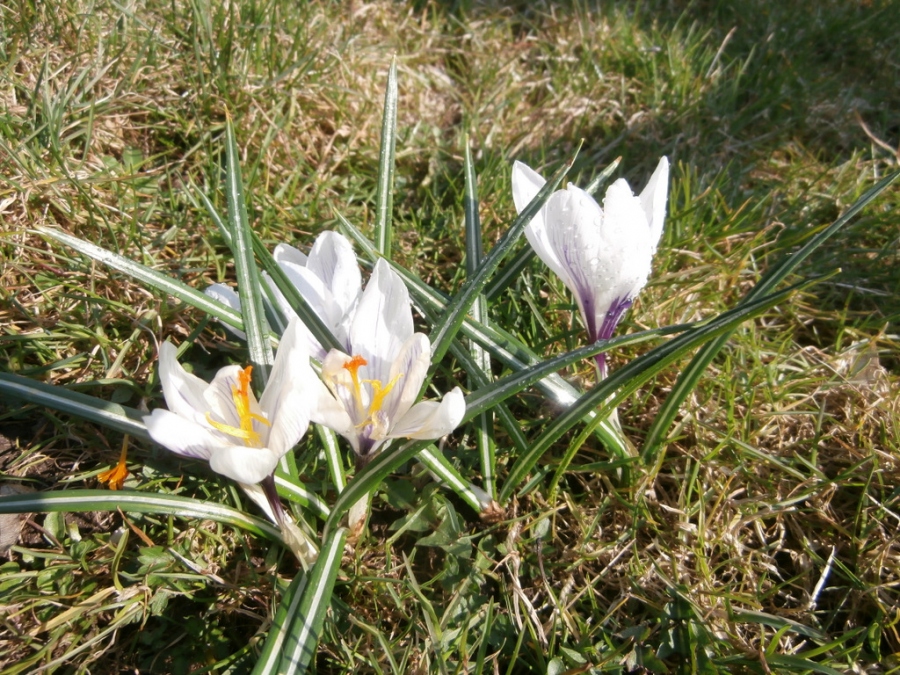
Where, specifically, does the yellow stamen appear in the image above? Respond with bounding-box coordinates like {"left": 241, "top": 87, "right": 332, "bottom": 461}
{"left": 205, "top": 366, "right": 270, "bottom": 447}
{"left": 341, "top": 355, "right": 404, "bottom": 429}
{"left": 98, "top": 435, "right": 130, "bottom": 490}
{"left": 364, "top": 373, "right": 403, "bottom": 417}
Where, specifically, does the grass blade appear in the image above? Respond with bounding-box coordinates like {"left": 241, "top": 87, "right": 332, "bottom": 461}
{"left": 463, "top": 139, "right": 496, "bottom": 498}
{"left": 0, "top": 371, "right": 148, "bottom": 440}
{"left": 640, "top": 169, "right": 900, "bottom": 464}
{"left": 224, "top": 116, "right": 274, "bottom": 387}
{"left": 497, "top": 282, "right": 806, "bottom": 503}
{"left": 0, "top": 490, "right": 282, "bottom": 541}
{"left": 279, "top": 527, "right": 348, "bottom": 674}
{"left": 37, "top": 227, "right": 249, "bottom": 334}
{"left": 374, "top": 58, "right": 398, "bottom": 258}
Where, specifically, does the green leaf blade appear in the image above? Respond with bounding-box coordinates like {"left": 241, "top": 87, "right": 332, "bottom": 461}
{"left": 225, "top": 117, "right": 274, "bottom": 386}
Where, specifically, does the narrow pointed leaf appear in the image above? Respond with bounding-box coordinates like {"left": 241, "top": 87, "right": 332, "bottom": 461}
{"left": 0, "top": 490, "right": 282, "bottom": 541}
{"left": 317, "top": 424, "right": 346, "bottom": 494}
{"left": 279, "top": 527, "right": 348, "bottom": 674}
{"left": 484, "top": 246, "right": 534, "bottom": 303}
{"left": 462, "top": 324, "right": 686, "bottom": 419}
{"left": 320, "top": 323, "right": 686, "bottom": 537}
{"left": 274, "top": 475, "right": 330, "bottom": 519}
{"left": 463, "top": 139, "right": 496, "bottom": 498}
{"left": 448, "top": 341, "right": 528, "bottom": 454}
{"left": 37, "top": 227, "right": 248, "bottom": 333}
{"left": 640, "top": 169, "right": 900, "bottom": 463}
{"left": 225, "top": 117, "right": 273, "bottom": 386}
{"left": 251, "top": 574, "right": 309, "bottom": 675}
{"left": 324, "top": 438, "right": 434, "bottom": 540}
{"left": 374, "top": 58, "right": 398, "bottom": 258}
{"left": 0, "top": 371, "right": 148, "bottom": 440}
{"left": 583, "top": 156, "right": 622, "bottom": 195}
{"left": 417, "top": 446, "right": 487, "bottom": 512}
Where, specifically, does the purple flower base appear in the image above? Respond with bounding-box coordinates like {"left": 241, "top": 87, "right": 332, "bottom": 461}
{"left": 591, "top": 296, "right": 633, "bottom": 379}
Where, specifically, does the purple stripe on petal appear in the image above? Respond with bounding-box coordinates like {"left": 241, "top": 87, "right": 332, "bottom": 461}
{"left": 593, "top": 296, "right": 633, "bottom": 379}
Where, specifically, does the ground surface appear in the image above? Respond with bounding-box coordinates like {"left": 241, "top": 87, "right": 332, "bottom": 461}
{"left": 1, "top": 1, "right": 900, "bottom": 673}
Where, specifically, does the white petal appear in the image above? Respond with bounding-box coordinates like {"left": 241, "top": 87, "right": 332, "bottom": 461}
{"left": 157, "top": 342, "right": 211, "bottom": 423}
{"left": 258, "top": 319, "right": 311, "bottom": 456}
{"left": 307, "top": 231, "right": 362, "bottom": 317}
{"left": 238, "top": 482, "right": 278, "bottom": 523}
{"left": 273, "top": 242, "right": 308, "bottom": 267}
{"left": 383, "top": 332, "right": 431, "bottom": 425}
{"left": 209, "top": 445, "right": 281, "bottom": 484}
{"left": 640, "top": 157, "right": 669, "bottom": 252}
{"left": 278, "top": 260, "right": 343, "bottom": 329}
{"left": 512, "top": 160, "right": 547, "bottom": 214}
{"left": 144, "top": 408, "right": 221, "bottom": 460}
{"left": 598, "top": 179, "right": 654, "bottom": 312}
{"left": 262, "top": 272, "right": 326, "bottom": 361}
{"left": 204, "top": 285, "right": 248, "bottom": 340}
{"left": 205, "top": 283, "right": 241, "bottom": 311}
{"left": 542, "top": 187, "right": 604, "bottom": 318}
{"left": 390, "top": 387, "right": 466, "bottom": 440}
{"left": 309, "top": 351, "right": 357, "bottom": 436}
{"left": 350, "top": 259, "right": 413, "bottom": 385}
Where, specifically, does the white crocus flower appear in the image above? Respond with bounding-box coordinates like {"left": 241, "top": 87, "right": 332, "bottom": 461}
{"left": 144, "top": 318, "right": 318, "bottom": 563}
{"left": 308, "top": 258, "right": 466, "bottom": 465}
{"left": 206, "top": 231, "right": 361, "bottom": 361}
{"left": 512, "top": 157, "right": 669, "bottom": 378}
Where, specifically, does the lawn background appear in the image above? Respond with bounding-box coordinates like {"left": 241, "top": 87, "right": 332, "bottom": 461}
{"left": 1, "top": 0, "right": 899, "bottom": 672}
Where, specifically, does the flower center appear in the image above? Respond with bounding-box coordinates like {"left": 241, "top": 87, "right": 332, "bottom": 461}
{"left": 206, "top": 366, "right": 270, "bottom": 447}
{"left": 342, "top": 355, "right": 402, "bottom": 427}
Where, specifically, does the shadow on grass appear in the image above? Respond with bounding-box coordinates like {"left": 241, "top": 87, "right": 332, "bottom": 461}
{"left": 424, "top": 0, "right": 900, "bottom": 328}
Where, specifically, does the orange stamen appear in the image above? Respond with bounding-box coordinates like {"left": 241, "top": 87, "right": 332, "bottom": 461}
{"left": 98, "top": 436, "right": 130, "bottom": 490}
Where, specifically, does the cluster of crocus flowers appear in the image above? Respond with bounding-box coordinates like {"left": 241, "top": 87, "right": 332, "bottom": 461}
{"left": 209, "top": 232, "right": 465, "bottom": 468}
{"left": 144, "top": 231, "right": 466, "bottom": 544}
{"left": 512, "top": 157, "right": 669, "bottom": 379}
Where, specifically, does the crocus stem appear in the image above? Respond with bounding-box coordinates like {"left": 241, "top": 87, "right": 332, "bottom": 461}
{"left": 260, "top": 474, "right": 319, "bottom": 568}
{"left": 593, "top": 352, "right": 608, "bottom": 381}
{"left": 261, "top": 474, "right": 286, "bottom": 523}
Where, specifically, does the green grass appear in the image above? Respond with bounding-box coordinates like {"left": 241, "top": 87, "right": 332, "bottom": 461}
{"left": 2, "top": 0, "right": 900, "bottom": 672}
